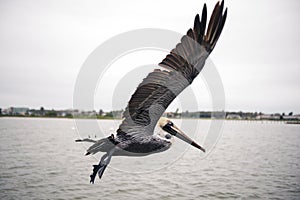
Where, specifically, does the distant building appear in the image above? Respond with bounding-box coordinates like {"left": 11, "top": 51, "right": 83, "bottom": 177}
{"left": 112, "top": 110, "right": 123, "bottom": 119}
{"left": 256, "top": 114, "right": 280, "bottom": 120}
{"left": 226, "top": 114, "right": 242, "bottom": 120}
{"left": 56, "top": 109, "right": 73, "bottom": 117}
{"left": 283, "top": 115, "right": 300, "bottom": 120}
{"left": 211, "top": 111, "right": 226, "bottom": 119}
{"left": 9, "top": 107, "right": 29, "bottom": 116}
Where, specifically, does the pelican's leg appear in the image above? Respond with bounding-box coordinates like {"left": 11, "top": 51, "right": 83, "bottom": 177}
{"left": 90, "top": 149, "right": 114, "bottom": 184}
{"left": 90, "top": 154, "right": 107, "bottom": 183}
{"left": 97, "top": 153, "right": 112, "bottom": 179}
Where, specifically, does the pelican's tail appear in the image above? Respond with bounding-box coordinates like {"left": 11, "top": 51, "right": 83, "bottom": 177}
{"left": 84, "top": 134, "right": 119, "bottom": 156}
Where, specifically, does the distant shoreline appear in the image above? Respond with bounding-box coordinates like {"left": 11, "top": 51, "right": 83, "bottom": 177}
{"left": 1, "top": 115, "right": 299, "bottom": 124}
{"left": 0, "top": 115, "right": 115, "bottom": 120}
{"left": 1, "top": 107, "right": 299, "bottom": 121}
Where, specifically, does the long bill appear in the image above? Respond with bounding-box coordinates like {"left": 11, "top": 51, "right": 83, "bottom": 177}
{"left": 163, "top": 124, "right": 205, "bottom": 152}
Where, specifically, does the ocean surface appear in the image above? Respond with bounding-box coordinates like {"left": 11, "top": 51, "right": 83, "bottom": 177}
{"left": 0, "top": 117, "right": 299, "bottom": 199}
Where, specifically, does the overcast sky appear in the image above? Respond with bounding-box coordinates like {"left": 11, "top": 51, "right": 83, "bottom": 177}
{"left": 0, "top": 0, "right": 299, "bottom": 113}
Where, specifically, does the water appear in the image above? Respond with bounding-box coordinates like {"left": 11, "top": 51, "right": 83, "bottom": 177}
{"left": 0, "top": 117, "right": 299, "bottom": 199}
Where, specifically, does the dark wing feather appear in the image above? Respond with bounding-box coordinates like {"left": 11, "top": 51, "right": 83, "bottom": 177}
{"left": 117, "top": 1, "right": 227, "bottom": 137}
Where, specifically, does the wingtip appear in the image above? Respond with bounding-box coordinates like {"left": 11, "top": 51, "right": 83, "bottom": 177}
{"left": 220, "top": 0, "right": 224, "bottom": 13}
{"left": 219, "top": 1, "right": 228, "bottom": 16}
{"left": 224, "top": 7, "right": 228, "bottom": 16}
{"left": 202, "top": 3, "right": 207, "bottom": 17}
{"left": 203, "top": 3, "right": 207, "bottom": 10}
{"left": 220, "top": 0, "right": 224, "bottom": 7}
{"left": 194, "top": 14, "right": 200, "bottom": 31}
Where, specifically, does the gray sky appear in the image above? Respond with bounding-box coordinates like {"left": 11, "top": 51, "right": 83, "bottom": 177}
{"left": 0, "top": 0, "right": 300, "bottom": 113}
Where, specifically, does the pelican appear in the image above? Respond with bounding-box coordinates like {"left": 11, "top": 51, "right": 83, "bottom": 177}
{"left": 76, "top": 1, "right": 227, "bottom": 183}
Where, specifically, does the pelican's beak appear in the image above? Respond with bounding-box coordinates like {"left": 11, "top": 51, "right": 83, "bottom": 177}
{"left": 162, "top": 123, "right": 205, "bottom": 152}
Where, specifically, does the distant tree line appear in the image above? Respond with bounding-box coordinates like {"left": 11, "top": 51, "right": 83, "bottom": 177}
{"left": 0, "top": 106, "right": 299, "bottom": 121}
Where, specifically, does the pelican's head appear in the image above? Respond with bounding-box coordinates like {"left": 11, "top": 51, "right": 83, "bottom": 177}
{"left": 158, "top": 117, "right": 205, "bottom": 152}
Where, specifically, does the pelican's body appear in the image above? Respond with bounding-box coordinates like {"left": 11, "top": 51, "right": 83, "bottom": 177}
{"left": 114, "top": 132, "right": 172, "bottom": 156}
{"left": 76, "top": 1, "right": 227, "bottom": 183}
{"left": 82, "top": 132, "right": 171, "bottom": 157}
{"left": 103, "top": 131, "right": 172, "bottom": 157}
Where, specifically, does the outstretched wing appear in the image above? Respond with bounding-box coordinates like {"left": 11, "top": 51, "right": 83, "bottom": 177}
{"left": 117, "top": 1, "right": 227, "bottom": 137}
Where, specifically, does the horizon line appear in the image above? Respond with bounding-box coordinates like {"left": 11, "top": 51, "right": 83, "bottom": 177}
{"left": 0, "top": 105, "right": 299, "bottom": 115}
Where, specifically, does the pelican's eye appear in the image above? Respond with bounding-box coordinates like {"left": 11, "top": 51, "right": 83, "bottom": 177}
{"left": 167, "top": 121, "right": 173, "bottom": 126}
{"left": 165, "top": 134, "right": 171, "bottom": 139}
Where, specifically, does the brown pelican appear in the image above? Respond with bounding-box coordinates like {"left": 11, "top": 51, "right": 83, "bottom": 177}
{"left": 76, "top": 1, "right": 227, "bottom": 183}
